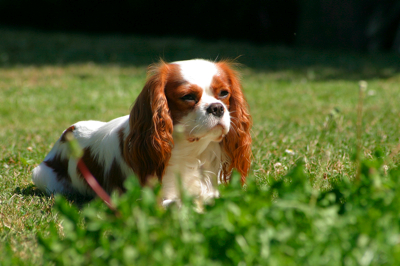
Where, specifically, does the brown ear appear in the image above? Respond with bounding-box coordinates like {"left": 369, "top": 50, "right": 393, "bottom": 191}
{"left": 218, "top": 61, "right": 252, "bottom": 184}
{"left": 124, "top": 61, "right": 174, "bottom": 186}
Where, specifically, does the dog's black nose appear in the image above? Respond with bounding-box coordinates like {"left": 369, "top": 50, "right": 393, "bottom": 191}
{"left": 206, "top": 103, "right": 224, "bottom": 117}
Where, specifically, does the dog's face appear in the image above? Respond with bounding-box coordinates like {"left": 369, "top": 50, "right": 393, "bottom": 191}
{"left": 165, "top": 59, "right": 232, "bottom": 142}
{"left": 126, "top": 59, "right": 251, "bottom": 184}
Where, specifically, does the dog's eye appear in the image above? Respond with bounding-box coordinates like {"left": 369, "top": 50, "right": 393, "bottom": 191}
{"left": 219, "top": 90, "right": 229, "bottom": 98}
{"left": 180, "top": 94, "right": 196, "bottom": 102}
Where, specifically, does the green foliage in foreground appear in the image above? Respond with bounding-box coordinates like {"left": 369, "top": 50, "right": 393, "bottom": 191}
{"left": 37, "top": 153, "right": 400, "bottom": 266}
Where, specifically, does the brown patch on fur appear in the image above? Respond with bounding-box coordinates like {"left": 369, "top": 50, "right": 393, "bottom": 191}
{"left": 44, "top": 153, "right": 71, "bottom": 186}
{"left": 164, "top": 64, "right": 203, "bottom": 124}
{"left": 211, "top": 75, "right": 231, "bottom": 109}
{"left": 107, "top": 159, "right": 126, "bottom": 194}
{"left": 79, "top": 147, "right": 126, "bottom": 194}
{"left": 124, "top": 61, "right": 174, "bottom": 186}
{"left": 60, "top": 125, "right": 75, "bottom": 143}
{"left": 217, "top": 61, "right": 252, "bottom": 185}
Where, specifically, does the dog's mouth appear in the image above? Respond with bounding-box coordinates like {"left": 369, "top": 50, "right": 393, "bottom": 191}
{"left": 187, "top": 124, "right": 228, "bottom": 142}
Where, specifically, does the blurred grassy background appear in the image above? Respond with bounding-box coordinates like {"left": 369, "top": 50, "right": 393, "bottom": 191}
{"left": 1, "top": 27, "right": 400, "bottom": 262}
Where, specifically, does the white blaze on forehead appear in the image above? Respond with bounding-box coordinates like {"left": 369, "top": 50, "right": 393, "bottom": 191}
{"left": 172, "top": 59, "right": 219, "bottom": 92}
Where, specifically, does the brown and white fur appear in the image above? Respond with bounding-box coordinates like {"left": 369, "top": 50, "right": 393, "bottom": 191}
{"left": 32, "top": 59, "right": 252, "bottom": 205}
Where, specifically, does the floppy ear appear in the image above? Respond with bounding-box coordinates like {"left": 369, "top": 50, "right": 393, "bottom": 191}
{"left": 124, "top": 61, "right": 174, "bottom": 186}
{"left": 218, "top": 61, "right": 252, "bottom": 185}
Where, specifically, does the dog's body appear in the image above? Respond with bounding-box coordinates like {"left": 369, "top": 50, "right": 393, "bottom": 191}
{"left": 32, "top": 59, "right": 252, "bottom": 203}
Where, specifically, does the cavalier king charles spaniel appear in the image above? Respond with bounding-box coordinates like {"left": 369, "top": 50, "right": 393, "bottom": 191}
{"left": 32, "top": 59, "right": 252, "bottom": 205}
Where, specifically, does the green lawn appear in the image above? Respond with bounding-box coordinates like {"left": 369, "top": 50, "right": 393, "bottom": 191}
{"left": 1, "top": 27, "right": 400, "bottom": 264}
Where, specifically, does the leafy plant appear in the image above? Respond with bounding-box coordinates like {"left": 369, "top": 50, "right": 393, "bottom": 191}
{"left": 38, "top": 153, "right": 400, "bottom": 265}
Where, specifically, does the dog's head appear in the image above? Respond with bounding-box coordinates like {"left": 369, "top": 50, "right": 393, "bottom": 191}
{"left": 124, "top": 59, "right": 252, "bottom": 185}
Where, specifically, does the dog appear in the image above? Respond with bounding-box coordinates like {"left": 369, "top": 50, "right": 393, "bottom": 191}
{"left": 32, "top": 59, "right": 252, "bottom": 205}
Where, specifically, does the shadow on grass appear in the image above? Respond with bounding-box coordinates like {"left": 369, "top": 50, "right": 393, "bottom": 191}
{"left": 14, "top": 184, "right": 94, "bottom": 208}
{"left": 14, "top": 184, "right": 46, "bottom": 197}
{"left": 1, "top": 27, "right": 399, "bottom": 81}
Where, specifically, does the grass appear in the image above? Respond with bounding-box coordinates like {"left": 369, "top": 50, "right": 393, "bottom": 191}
{"left": 1, "top": 27, "right": 400, "bottom": 264}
